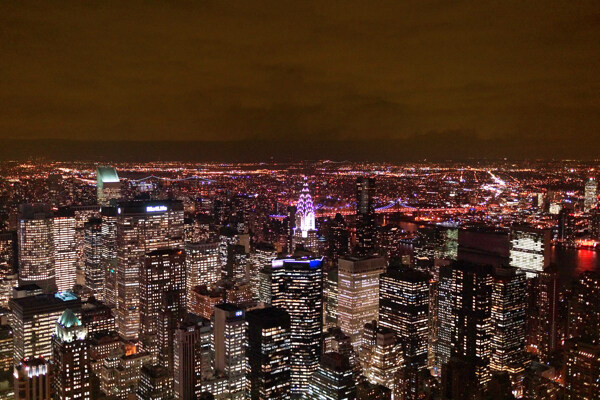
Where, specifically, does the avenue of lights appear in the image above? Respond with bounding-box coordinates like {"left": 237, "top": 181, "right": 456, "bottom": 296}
{"left": 0, "top": 159, "right": 597, "bottom": 400}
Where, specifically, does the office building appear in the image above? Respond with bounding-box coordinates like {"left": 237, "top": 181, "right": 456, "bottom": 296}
{"left": 509, "top": 225, "right": 551, "bottom": 277}
{"left": 14, "top": 357, "right": 51, "bottom": 400}
{"left": 535, "top": 266, "right": 560, "bottom": 363}
{"left": 584, "top": 176, "right": 597, "bottom": 212}
{"left": 185, "top": 242, "right": 220, "bottom": 307}
{"left": 137, "top": 364, "right": 173, "bottom": 400}
{"left": 83, "top": 218, "right": 104, "bottom": 301}
{"left": 337, "top": 256, "right": 386, "bottom": 349}
{"left": 305, "top": 352, "right": 356, "bottom": 400}
{"left": 327, "top": 214, "right": 350, "bottom": 262}
{"left": 355, "top": 177, "right": 376, "bottom": 256}
{"left": 213, "top": 304, "right": 246, "bottom": 399}
{"left": 245, "top": 307, "right": 291, "bottom": 400}
{"left": 51, "top": 309, "right": 90, "bottom": 400}
{"left": 101, "top": 207, "right": 118, "bottom": 307}
{"left": 10, "top": 292, "right": 81, "bottom": 362}
{"left": 116, "top": 200, "right": 184, "bottom": 341}
{"left": 568, "top": 271, "right": 600, "bottom": 343}
{"left": 17, "top": 204, "right": 56, "bottom": 293}
{"left": 325, "top": 266, "right": 338, "bottom": 329}
{"left": 379, "top": 266, "right": 429, "bottom": 369}
{"left": 271, "top": 256, "right": 323, "bottom": 397}
{"left": 96, "top": 166, "right": 121, "bottom": 206}
{"left": 564, "top": 341, "right": 600, "bottom": 400}
{"left": 248, "top": 243, "right": 277, "bottom": 302}
{"left": 80, "top": 298, "right": 115, "bottom": 335}
{"left": 54, "top": 208, "right": 77, "bottom": 293}
{"left": 360, "top": 321, "right": 401, "bottom": 391}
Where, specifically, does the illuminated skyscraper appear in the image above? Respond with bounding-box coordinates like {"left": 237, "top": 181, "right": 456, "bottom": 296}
{"left": 14, "top": 357, "right": 52, "bottom": 400}
{"left": 51, "top": 309, "right": 91, "bottom": 400}
{"left": 490, "top": 266, "right": 527, "bottom": 377}
{"left": 337, "top": 256, "right": 386, "bottom": 349}
{"left": 18, "top": 204, "right": 56, "bottom": 293}
{"left": 568, "top": 271, "right": 600, "bottom": 343}
{"left": 271, "top": 256, "right": 323, "bottom": 397}
{"left": 115, "top": 200, "right": 184, "bottom": 340}
{"left": 245, "top": 307, "right": 291, "bottom": 400}
{"left": 140, "top": 248, "right": 186, "bottom": 357}
{"left": 248, "top": 243, "right": 277, "bottom": 302}
{"left": 101, "top": 207, "right": 118, "bottom": 307}
{"left": 83, "top": 218, "right": 104, "bottom": 301}
{"left": 509, "top": 225, "right": 551, "bottom": 277}
{"left": 173, "top": 314, "right": 212, "bottom": 400}
{"left": 535, "top": 266, "right": 559, "bottom": 363}
{"left": 379, "top": 266, "right": 429, "bottom": 369}
{"left": 185, "top": 242, "right": 220, "bottom": 307}
{"left": 213, "top": 304, "right": 246, "bottom": 400}
{"left": 360, "top": 321, "right": 401, "bottom": 391}
{"left": 584, "top": 176, "right": 597, "bottom": 212}
{"left": 96, "top": 166, "right": 121, "bottom": 206}
{"left": 291, "top": 181, "right": 318, "bottom": 253}
{"left": 10, "top": 292, "right": 82, "bottom": 362}
{"left": 355, "top": 177, "right": 376, "bottom": 256}
{"left": 54, "top": 208, "right": 77, "bottom": 292}
{"left": 305, "top": 352, "right": 356, "bottom": 400}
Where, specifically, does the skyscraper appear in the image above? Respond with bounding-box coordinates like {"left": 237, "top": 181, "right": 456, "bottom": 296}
{"left": 115, "top": 200, "right": 184, "bottom": 340}
{"left": 18, "top": 204, "right": 56, "bottom": 293}
{"left": 305, "top": 352, "right": 356, "bottom": 400}
{"left": 584, "top": 176, "right": 597, "bottom": 212}
{"left": 355, "top": 177, "right": 376, "bottom": 256}
{"left": 96, "top": 166, "right": 121, "bottom": 206}
{"left": 490, "top": 266, "right": 527, "bottom": 376}
{"left": 53, "top": 208, "right": 77, "bottom": 293}
{"left": 245, "top": 307, "right": 291, "bottom": 400}
{"left": 140, "top": 248, "right": 186, "bottom": 357}
{"left": 564, "top": 341, "right": 600, "bottom": 400}
{"left": 173, "top": 314, "right": 212, "bottom": 400}
{"left": 535, "top": 265, "right": 559, "bottom": 363}
{"left": 360, "top": 321, "right": 401, "bottom": 391}
{"left": 271, "top": 256, "right": 323, "bottom": 397}
{"left": 185, "top": 242, "right": 220, "bottom": 307}
{"left": 51, "top": 309, "right": 90, "bottom": 400}
{"left": 10, "top": 292, "right": 82, "bottom": 362}
{"left": 248, "top": 243, "right": 277, "bottom": 302}
{"left": 14, "top": 357, "right": 52, "bottom": 400}
{"left": 213, "top": 304, "right": 246, "bottom": 400}
{"left": 379, "top": 266, "right": 429, "bottom": 369}
{"left": 83, "top": 218, "right": 104, "bottom": 301}
{"left": 337, "top": 256, "right": 386, "bottom": 349}
{"left": 509, "top": 225, "right": 551, "bottom": 277}
{"left": 101, "top": 206, "right": 118, "bottom": 307}
{"left": 291, "top": 181, "right": 318, "bottom": 253}
{"left": 137, "top": 364, "right": 174, "bottom": 400}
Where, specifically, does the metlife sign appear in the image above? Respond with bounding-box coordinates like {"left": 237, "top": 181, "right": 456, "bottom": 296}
{"left": 146, "top": 205, "right": 168, "bottom": 213}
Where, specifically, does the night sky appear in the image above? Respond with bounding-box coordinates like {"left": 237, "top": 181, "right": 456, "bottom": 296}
{"left": 1, "top": 1, "right": 599, "bottom": 159}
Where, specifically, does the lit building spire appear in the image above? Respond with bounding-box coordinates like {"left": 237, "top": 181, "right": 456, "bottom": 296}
{"left": 296, "top": 179, "right": 316, "bottom": 238}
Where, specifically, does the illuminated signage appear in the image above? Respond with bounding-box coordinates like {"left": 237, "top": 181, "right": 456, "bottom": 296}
{"left": 146, "top": 205, "right": 167, "bottom": 213}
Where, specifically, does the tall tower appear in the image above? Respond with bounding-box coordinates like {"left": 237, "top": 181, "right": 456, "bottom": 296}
{"left": 337, "top": 256, "right": 386, "bottom": 349}
{"left": 584, "top": 176, "right": 597, "bottom": 212}
{"left": 271, "top": 256, "right": 323, "bottom": 397}
{"left": 509, "top": 225, "right": 551, "bottom": 277}
{"left": 245, "top": 307, "right": 291, "bottom": 400}
{"left": 355, "top": 177, "right": 377, "bottom": 256}
{"left": 305, "top": 352, "right": 356, "bottom": 400}
{"left": 96, "top": 166, "right": 121, "bottom": 206}
{"left": 213, "top": 304, "right": 246, "bottom": 399}
{"left": 83, "top": 218, "right": 104, "bottom": 300}
{"left": 291, "top": 181, "right": 318, "bottom": 253}
{"left": 185, "top": 242, "right": 220, "bottom": 306}
{"left": 115, "top": 200, "right": 184, "bottom": 341}
{"left": 17, "top": 204, "right": 56, "bottom": 293}
{"left": 54, "top": 208, "right": 77, "bottom": 292}
{"left": 379, "top": 266, "right": 429, "bottom": 370}
{"left": 52, "top": 309, "right": 90, "bottom": 400}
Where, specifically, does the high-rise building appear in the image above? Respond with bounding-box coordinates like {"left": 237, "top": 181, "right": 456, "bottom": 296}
{"left": 360, "top": 321, "right": 401, "bottom": 391}
{"left": 96, "top": 166, "right": 121, "bottom": 206}
{"left": 54, "top": 208, "right": 77, "bottom": 293}
{"left": 584, "top": 176, "right": 598, "bottom": 212}
{"left": 258, "top": 266, "right": 272, "bottom": 305}
{"left": 14, "top": 357, "right": 52, "bottom": 400}
{"left": 568, "top": 271, "right": 600, "bottom": 343}
{"left": 291, "top": 181, "right": 318, "bottom": 253}
{"left": 245, "top": 307, "right": 291, "bottom": 400}
{"left": 325, "top": 266, "right": 338, "bottom": 329}
{"left": 137, "top": 364, "right": 173, "bottom": 400}
{"left": 18, "top": 204, "right": 56, "bottom": 293}
{"left": 271, "top": 256, "right": 323, "bottom": 397}
{"left": 80, "top": 298, "right": 115, "bottom": 334}
{"left": 140, "top": 248, "right": 186, "bottom": 357}
{"left": 355, "top": 177, "right": 376, "bottom": 256}
{"left": 213, "top": 304, "right": 246, "bottom": 399}
{"left": 436, "top": 262, "right": 493, "bottom": 388}
{"left": 248, "top": 243, "right": 277, "bottom": 302}
{"left": 327, "top": 214, "right": 350, "bottom": 262}
{"left": 173, "top": 314, "right": 212, "bottom": 400}
{"left": 564, "top": 341, "right": 600, "bottom": 400}
{"left": 305, "top": 352, "right": 356, "bottom": 400}
{"left": 490, "top": 266, "right": 527, "bottom": 377}
{"left": 101, "top": 207, "right": 118, "bottom": 307}
{"left": 51, "top": 309, "right": 91, "bottom": 400}
{"left": 83, "top": 218, "right": 104, "bottom": 301}
{"left": 509, "top": 225, "right": 551, "bottom": 277}
{"left": 185, "top": 242, "right": 220, "bottom": 307}
{"left": 337, "top": 256, "right": 386, "bottom": 349}
{"left": 10, "top": 292, "right": 82, "bottom": 362}
{"left": 535, "top": 266, "right": 559, "bottom": 363}
{"left": 379, "top": 266, "right": 429, "bottom": 369}
{"left": 116, "top": 200, "right": 184, "bottom": 341}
